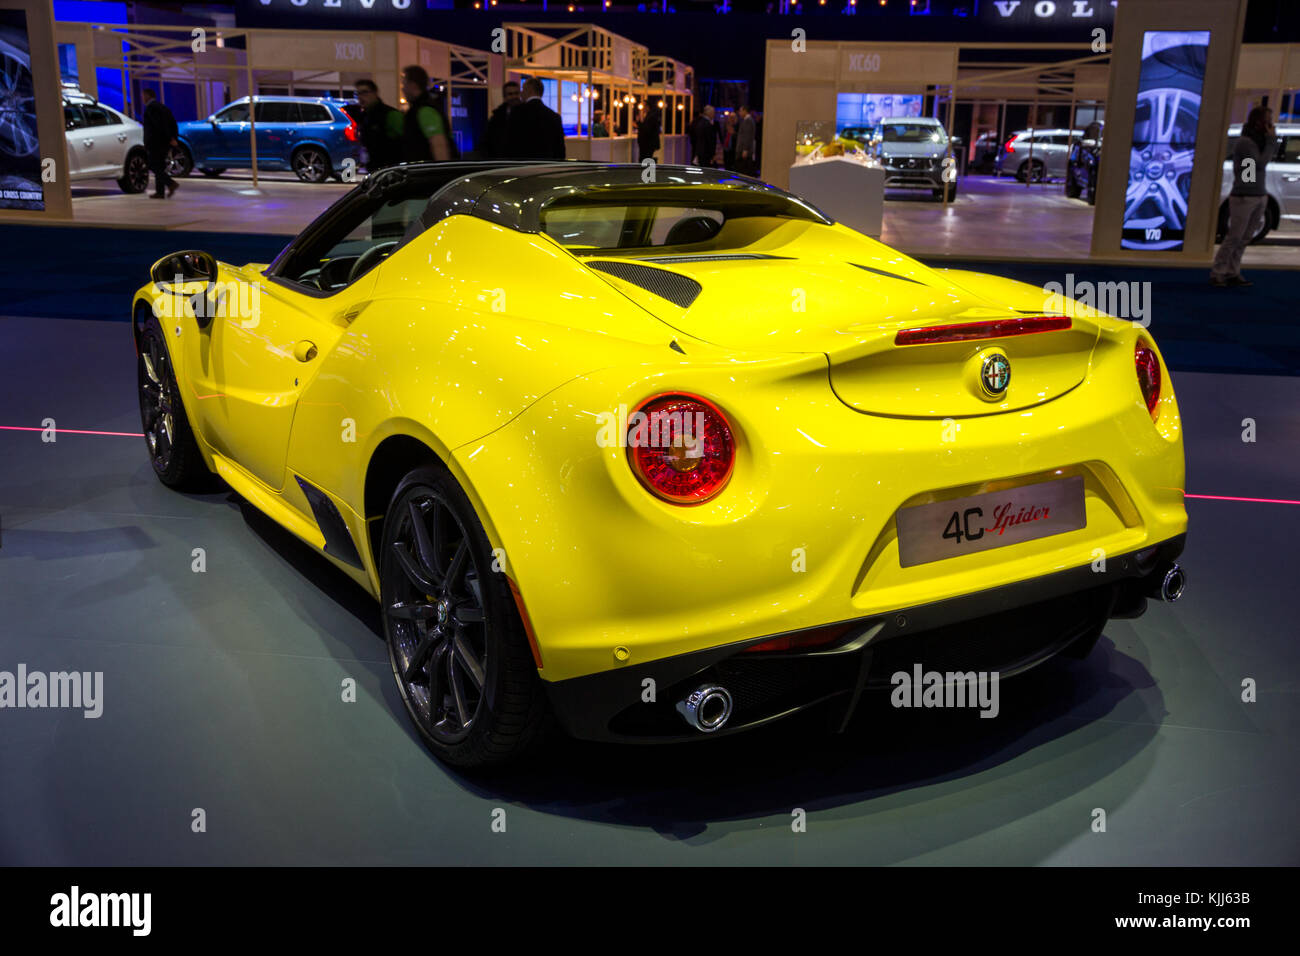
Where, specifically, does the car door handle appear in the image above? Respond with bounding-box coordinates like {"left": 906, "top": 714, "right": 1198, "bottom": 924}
{"left": 82, "top": 139, "right": 93, "bottom": 147}
{"left": 293, "top": 340, "right": 318, "bottom": 362}
{"left": 1284, "top": 175, "right": 1300, "bottom": 182}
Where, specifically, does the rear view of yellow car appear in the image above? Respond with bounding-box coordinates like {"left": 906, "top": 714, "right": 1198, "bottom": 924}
{"left": 132, "top": 162, "right": 1187, "bottom": 767}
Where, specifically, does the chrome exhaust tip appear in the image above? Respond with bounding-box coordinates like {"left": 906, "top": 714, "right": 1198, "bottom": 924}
{"left": 1158, "top": 563, "right": 1186, "bottom": 602}
{"left": 675, "top": 684, "right": 733, "bottom": 733}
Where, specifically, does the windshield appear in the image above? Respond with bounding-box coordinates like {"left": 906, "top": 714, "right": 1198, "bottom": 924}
{"left": 879, "top": 123, "right": 946, "bottom": 144}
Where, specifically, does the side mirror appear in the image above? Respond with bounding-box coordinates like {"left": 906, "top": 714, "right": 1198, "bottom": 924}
{"left": 151, "top": 250, "right": 219, "bottom": 329}
{"left": 152, "top": 249, "right": 217, "bottom": 289}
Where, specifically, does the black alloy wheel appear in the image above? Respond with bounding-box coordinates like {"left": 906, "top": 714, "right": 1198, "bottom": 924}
{"left": 136, "top": 313, "right": 207, "bottom": 489}
{"left": 292, "top": 146, "right": 330, "bottom": 183}
{"left": 167, "top": 144, "right": 193, "bottom": 177}
{"left": 1018, "top": 158, "right": 1046, "bottom": 183}
{"left": 381, "top": 466, "right": 551, "bottom": 768}
{"left": 119, "top": 151, "right": 150, "bottom": 193}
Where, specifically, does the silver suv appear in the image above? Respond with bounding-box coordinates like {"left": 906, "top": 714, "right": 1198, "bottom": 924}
{"left": 1217, "top": 123, "right": 1300, "bottom": 244}
{"left": 871, "top": 116, "right": 958, "bottom": 200}
{"left": 995, "top": 128, "right": 1083, "bottom": 182}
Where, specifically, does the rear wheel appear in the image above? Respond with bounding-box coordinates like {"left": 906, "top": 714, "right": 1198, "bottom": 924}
{"left": 291, "top": 146, "right": 330, "bottom": 183}
{"left": 118, "top": 150, "right": 149, "bottom": 193}
{"left": 1017, "top": 158, "right": 1045, "bottom": 183}
{"left": 381, "top": 465, "right": 551, "bottom": 768}
{"left": 136, "top": 313, "right": 209, "bottom": 490}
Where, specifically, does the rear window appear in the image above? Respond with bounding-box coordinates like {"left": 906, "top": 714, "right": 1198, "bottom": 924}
{"left": 542, "top": 205, "right": 726, "bottom": 249}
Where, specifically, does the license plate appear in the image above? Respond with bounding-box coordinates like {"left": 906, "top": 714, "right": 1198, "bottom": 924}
{"left": 896, "top": 476, "right": 1086, "bottom": 568}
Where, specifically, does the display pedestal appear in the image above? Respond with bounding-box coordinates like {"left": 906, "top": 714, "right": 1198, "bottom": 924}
{"left": 788, "top": 159, "right": 884, "bottom": 238}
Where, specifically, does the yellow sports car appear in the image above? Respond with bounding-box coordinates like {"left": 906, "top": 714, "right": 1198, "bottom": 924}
{"left": 133, "top": 162, "right": 1187, "bottom": 767}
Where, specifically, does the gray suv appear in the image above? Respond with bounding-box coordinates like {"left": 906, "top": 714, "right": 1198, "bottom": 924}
{"left": 995, "top": 128, "right": 1084, "bottom": 182}
{"left": 872, "top": 116, "right": 958, "bottom": 200}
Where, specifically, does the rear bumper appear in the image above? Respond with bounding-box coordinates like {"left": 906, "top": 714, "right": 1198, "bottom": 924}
{"left": 544, "top": 533, "right": 1185, "bottom": 743}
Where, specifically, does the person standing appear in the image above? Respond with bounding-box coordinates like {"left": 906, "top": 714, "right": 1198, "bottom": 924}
{"left": 721, "top": 111, "right": 738, "bottom": 170}
{"left": 736, "top": 104, "right": 757, "bottom": 176}
{"left": 141, "top": 88, "right": 178, "bottom": 199}
{"left": 1211, "top": 106, "right": 1276, "bottom": 287}
{"left": 506, "top": 77, "right": 566, "bottom": 160}
{"left": 400, "top": 65, "right": 453, "bottom": 163}
{"left": 484, "top": 80, "right": 520, "bottom": 159}
{"left": 690, "top": 105, "right": 718, "bottom": 167}
{"left": 637, "top": 102, "right": 661, "bottom": 164}
{"left": 354, "top": 79, "right": 402, "bottom": 171}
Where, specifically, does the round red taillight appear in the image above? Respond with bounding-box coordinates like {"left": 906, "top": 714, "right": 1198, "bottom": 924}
{"left": 627, "top": 393, "right": 735, "bottom": 505}
{"left": 1135, "top": 340, "right": 1161, "bottom": 419}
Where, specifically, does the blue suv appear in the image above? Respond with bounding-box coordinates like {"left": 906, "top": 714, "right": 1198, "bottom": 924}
{"left": 171, "top": 96, "right": 361, "bottom": 183}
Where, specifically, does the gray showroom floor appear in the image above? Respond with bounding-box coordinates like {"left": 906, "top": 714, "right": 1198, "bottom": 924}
{"left": 0, "top": 316, "right": 1296, "bottom": 865}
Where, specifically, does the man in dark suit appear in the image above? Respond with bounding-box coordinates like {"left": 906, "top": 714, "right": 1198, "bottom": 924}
{"left": 690, "top": 105, "right": 718, "bottom": 167}
{"left": 505, "top": 78, "right": 566, "bottom": 160}
{"left": 140, "top": 88, "right": 178, "bottom": 198}
{"left": 483, "top": 80, "right": 520, "bottom": 159}
{"left": 736, "top": 104, "right": 757, "bottom": 176}
{"left": 637, "top": 103, "right": 661, "bottom": 164}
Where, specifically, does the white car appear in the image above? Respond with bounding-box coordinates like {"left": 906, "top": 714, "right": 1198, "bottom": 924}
{"left": 63, "top": 87, "right": 150, "bottom": 193}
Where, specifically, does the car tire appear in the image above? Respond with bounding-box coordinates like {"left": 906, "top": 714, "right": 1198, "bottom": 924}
{"left": 291, "top": 146, "right": 331, "bottom": 184}
{"left": 168, "top": 144, "right": 193, "bottom": 178}
{"left": 1017, "top": 159, "right": 1045, "bottom": 183}
{"left": 117, "top": 149, "right": 150, "bottom": 193}
{"left": 199, "top": 167, "right": 225, "bottom": 178}
{"left": 931, "top": 183, "right": 957, "bottom": 201}
{"left": 380, "top": 465, "right": 552, "bottom": 769}
{"left": 1064, "top": 172, "right": 1081, "bottom": 199}
{"left": 136, "top": 311, "right": 210, "bottom": 491}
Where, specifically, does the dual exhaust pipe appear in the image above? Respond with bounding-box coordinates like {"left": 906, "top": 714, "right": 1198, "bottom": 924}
{"left": 674, "top": 563, "right": 1185, "bottom": 732}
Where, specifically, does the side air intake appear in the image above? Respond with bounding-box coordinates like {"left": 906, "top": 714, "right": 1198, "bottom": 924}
{"left": 587, "top": 260, "right": 703, "bottom": 309}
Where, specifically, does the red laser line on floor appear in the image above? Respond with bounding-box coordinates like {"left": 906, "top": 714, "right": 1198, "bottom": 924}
{"left": 1184, "top": 493, "right": 1300, "bottom": 506}
{"left": 0, "top": 425, "right": 144, "bottom": 437}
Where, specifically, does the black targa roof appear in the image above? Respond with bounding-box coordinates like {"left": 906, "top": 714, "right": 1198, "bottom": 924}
{"left": 362, "top": 161, "right": 833, "bottom": 238}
